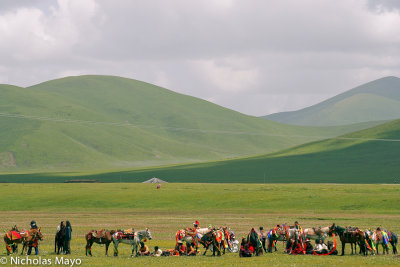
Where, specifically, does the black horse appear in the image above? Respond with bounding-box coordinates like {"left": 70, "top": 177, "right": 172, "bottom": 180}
{"left": 200, "top": 230, "right": 222, "bottom": 256}
{"left": 329, "top": 224, "right": 365, "bottom": 256}
{"left": 247, "top": 228, "right": 263, "bottom": 256}
{"left": 55, "top": 222, "right": 65, "bottom": 254}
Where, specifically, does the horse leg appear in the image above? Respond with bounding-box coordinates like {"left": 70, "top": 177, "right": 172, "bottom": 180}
{"left": 6, "top": 244, "right": 12, "bottom": 255}
{"left": 341, "top": 242, "right": 345, "bottom": 256}
{"left": 105, "top": 242, "right": 109, "bottom": 256}
{"left": 21, "top": 243, "right": 25, "bottom": 255}
{"left": 392, "top": 241, "right": 397, "bottom": 254}
{"left": 113, "top": 241, "right": 118, "bottom": 257}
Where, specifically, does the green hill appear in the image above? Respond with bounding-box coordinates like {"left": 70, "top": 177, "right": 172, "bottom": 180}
{"left": 1, "top": 75, "right": 376, "bottom": 172}
{"left": 265, "top": 76, "right": 400, "bottom": 126}
{"left": 39, "top": 118, "right": 399, "bottom": 184}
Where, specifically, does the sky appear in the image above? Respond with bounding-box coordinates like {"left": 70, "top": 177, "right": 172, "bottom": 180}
{"left": 1, "top": 0, "right": 400, "bottom": 116}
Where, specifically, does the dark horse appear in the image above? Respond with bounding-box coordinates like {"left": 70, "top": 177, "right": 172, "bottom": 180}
{"left": 85, "top": 229, "right": 115, "bottom": 256}
{"left": 247, "top": 228, "right": 263, "bottom": 256}
{"left": 55, "top": 222, "right": 65, "bottom": 254}
{"left": 200, "top": 229, "right": 222, "bottom": 256}
{"left": 375, "top": 230, "right": 398, "bottom": 255}
{"left": 329, "top": 224, "right": 365, "bottom": 256}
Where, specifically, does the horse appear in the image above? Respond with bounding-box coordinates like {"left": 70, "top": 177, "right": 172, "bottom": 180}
{"left": 200, "top": 229, "right": 223, "bottom": 256}
{"left": 55, "top": 227, "right": 65, "bottom": 254}
{"left": 329, "top": 224, "right": 365, "bottom": 256}
{"left": 176, "top": 228, "right": 210, "bottom": 253}
{"left": 4, "top": 226, "right": 43, "bottom": 255}
{"left": 85, "top": 229, "right": 115, "bottom": 256}
{"left": 4, "top": 225, "right": 21, "bottom": 255}
{"left": 267, "top": 225, "right": 296, "bottom": 253}
{"left": 302, "top": 227, "right": 330, "bottom": 242}
{"left": 112, "top": 228, "right": 152, "bottom": 257}
{"left": 247, "top": 228, "right": 263, "bottom": 256}
{"left": 373, "top": 230, "right": 398, "bottom": 255}
{"left": 20, "top": 228, "right": 43, "bottom": 255}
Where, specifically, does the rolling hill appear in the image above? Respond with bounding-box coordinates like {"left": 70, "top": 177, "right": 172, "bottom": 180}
{"left": 0, "top": 75, "right": 376, "bottom": 172}
{"left": 31, "top": 118, "right": 399, "bottom": 184}
{"left": 265, "top": 76, "right": 400, "bottom": 126}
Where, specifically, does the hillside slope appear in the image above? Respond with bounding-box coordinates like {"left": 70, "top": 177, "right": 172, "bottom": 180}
{"left": 265, "top": 76, "right": 400, "bottom": 126}
{"left": 62, "top": 119, "right": 400, "bottom": 184}
{"left": 0, "top": 75, "right": 374, "bottom": 172}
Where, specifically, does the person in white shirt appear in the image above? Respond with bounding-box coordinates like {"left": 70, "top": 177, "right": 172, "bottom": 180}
{"left": 314, "top": 239, "right": 329, "bottom": 254}
{"left": 152, "top": 246, "right": 162, "bottom": 256}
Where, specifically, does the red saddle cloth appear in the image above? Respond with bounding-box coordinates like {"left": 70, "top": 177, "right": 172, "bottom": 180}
{"left": 115, "top": 231, "right": 135, "bottom": 240}
{"left": 9, "top": 231, "right": 22, "bottom": 240}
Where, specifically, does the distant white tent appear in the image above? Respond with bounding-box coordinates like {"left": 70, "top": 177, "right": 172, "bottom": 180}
{"left": 142, "top": 177, "right": 168, "bottom": 183}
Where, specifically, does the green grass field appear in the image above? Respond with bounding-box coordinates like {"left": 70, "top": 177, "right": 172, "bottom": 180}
{"left": 1, "top": 183, "right": 399, "bottom": 266}
{"left": 2, "top": 118, "right": 398, "bottom": 183}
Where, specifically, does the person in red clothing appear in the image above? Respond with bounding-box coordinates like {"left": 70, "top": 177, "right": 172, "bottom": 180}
{"left": 173, "top": 241, "right": 186, "bottom": 256}
{"left": 27, "top": 221, "right": 40, "bottom": 255}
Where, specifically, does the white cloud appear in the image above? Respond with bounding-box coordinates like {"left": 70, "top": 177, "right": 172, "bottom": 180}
{"left": 0, "top": 0, "right": 400, "bottom": 116}
{"left": 190, "top": 58, "right": 259, "bottom": 93}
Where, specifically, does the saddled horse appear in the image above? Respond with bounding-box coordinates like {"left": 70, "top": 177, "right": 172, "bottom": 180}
{"left": 85, "top": 229, "right": 115, "bottom": 256}
{"left": 176, "top": 228, "right": 210, "bottom": 253}
{"left": 329, "top": 224, "right": 365, "bottom": 255}
{"left": 247, "top": 228, "right": 263, "bottom": 256}
{"left": 4, "top": 225, "right": 20, "bottom": 254}
{"left": 200, "top": 229, "right": 225, "bottom": 256}
{"left": 4, "top": 226, "right": 43, "bottom": 255}
{"left": 267, "top": 225, "right": 296, "bottom": 253}
{"left": 112, "top": 228, "right": 152, "bottom": 257}
{"left": 372, "top": 230, "right": 398, "bottom": 255}
{"left": 302, "top": 227, "right": 330, "bottom": 242}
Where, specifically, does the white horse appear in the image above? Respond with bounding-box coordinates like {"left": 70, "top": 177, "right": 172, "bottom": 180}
{"left": 112, "top": 228, "right": 152, "bottom": 257}
{"left": 302, "top": 227, "right": 330, "bottom": 241}
{"left": 177, "top": 228, "right": 211, "bottom": 250}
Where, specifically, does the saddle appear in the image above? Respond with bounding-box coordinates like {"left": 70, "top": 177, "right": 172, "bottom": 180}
{"left": 7, "top": 231, "right": 23, "bottom": 241}
{"left": 344, "top": 227, "right": 360, "bottom": 239}
{"left": 93, "top": 229, "right": 110, "bottom": 241}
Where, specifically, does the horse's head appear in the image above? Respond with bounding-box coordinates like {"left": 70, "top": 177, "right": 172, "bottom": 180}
{"left": 145, "top": 228, "right": 152, "bottom": 240}
{"left": 30, "top": 228, "right": 43, "bottom": 241}
{"left": 11, "top": 225, "right": 19, "bottom": 232}
{"left": 329, "top": 223, "right": 336, "bottom": 236}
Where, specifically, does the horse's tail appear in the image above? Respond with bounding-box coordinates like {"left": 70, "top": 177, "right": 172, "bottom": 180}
{"left": 392, "top": 232, "right": 398, "bottom": 245}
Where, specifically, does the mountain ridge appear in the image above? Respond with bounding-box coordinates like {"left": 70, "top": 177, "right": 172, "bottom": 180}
{"left": 264, "top": 76, "right": 400, "bottom": 126}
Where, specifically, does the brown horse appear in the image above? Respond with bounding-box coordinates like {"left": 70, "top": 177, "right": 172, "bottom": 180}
{"left": 85, "top": 229, "right": 115, "bottom": 256}
{"left": 4, "top": 227, "right": 43, "bottom": 255}
{"left": 329, "top": 224, "right": 365, "bottom": 255}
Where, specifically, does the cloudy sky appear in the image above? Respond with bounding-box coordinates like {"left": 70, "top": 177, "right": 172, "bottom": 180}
{"left": 1, "top": 0, "right": 400, "bottom": 116}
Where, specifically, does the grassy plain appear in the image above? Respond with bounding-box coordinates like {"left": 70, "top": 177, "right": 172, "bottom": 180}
{"left": 1, "top": 183, "right": 399, "bottom": 266}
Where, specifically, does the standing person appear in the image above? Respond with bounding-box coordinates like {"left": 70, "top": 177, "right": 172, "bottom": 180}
{"left": 27, "top": 221, "right": 39, "bottom": 255}
{"left": 56, "top": 221, "right": 64, "bottom": 233}
{"left": 64, "top": 221, "right": 72, "bottom": 254}
{"left": 259, "top": 227, "right": 267, "bottom": 252}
